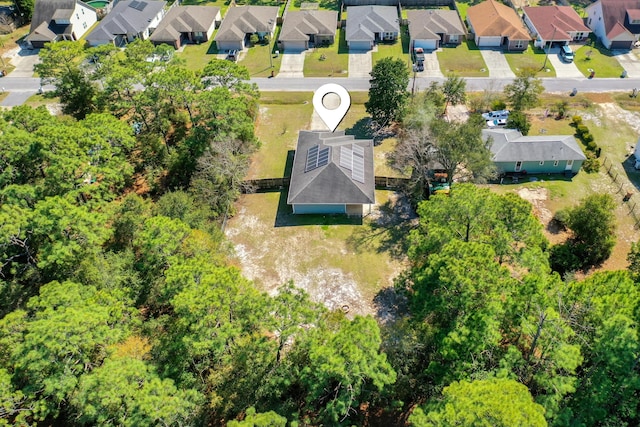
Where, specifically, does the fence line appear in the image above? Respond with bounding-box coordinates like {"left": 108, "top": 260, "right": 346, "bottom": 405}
{"left": 241, "top": 176, "right": 412, "bottom": 193}
{"left": 602, "top": 156, "right": 640, "bottom": 229}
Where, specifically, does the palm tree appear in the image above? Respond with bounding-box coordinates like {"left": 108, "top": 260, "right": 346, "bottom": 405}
{"left": 442, "top": 74, "right": 467, "bottom": 115}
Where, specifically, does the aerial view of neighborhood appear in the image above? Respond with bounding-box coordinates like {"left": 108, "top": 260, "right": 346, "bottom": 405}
{"left": 2, "top": 0, "right": 640, "bottom": 424}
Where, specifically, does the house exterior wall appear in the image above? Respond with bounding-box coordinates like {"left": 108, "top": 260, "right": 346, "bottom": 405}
{"left": 507, "top": 38, "right": 528, "bottom": 50}
{"left": 586, "top": 2, "right": 607, "bottom": 43}
{"left": 292, "top": 204, "right": 347, "bottom": 214}
{"left": 70, "top": 2, "right": 98, "bottom": 39}
{"left": 443, "top": 33, "right": 462, "bottom": 44}
{"left": 216, "top": 40, "right": 244, "bottom": 51}
{"left": 495, "top": 159, "right": 583, "bottom": 174}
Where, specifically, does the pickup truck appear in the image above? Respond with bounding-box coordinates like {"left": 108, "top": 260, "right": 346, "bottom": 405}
{"left": 413, "top": 48, "right": 425, "bottom": 72}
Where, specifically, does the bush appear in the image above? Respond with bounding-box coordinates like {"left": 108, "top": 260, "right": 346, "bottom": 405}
{"left": 584, "top": 134, "right": 595, "bottom": 146}
{"left": 550, "top": 243, "right": 582, "bottom": 276}
{"left": 571, "top": 115, "right": 582, "bottom": 126}
{"left": 582, "top": 152, "right": 600, "bottom": 173}
{"left": 491, "top": 100, "right": 507, "bottom": 111}
{"left": 576, "top": 124, "right": 589, "bottom": 136}
{"left": 553, "top": 208, "right": 570, "bottom": 229}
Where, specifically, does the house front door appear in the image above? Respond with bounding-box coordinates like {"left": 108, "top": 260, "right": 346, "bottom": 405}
{"left": 565, "top": 159, "right": 574, "bottom": 171}
{"left": 515, "top": 161, "right": 522, "bottom": 172}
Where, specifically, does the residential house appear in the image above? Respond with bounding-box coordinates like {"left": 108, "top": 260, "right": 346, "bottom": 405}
{"left": 483, "top": 128, "right": 586, "bottom": 175}
{"left": 214, "top": 5, "right": 279, "bottom": 51}
{"left": 586, "top": 0, "right": 640, "bottom": 49}
{"left": 287, "top": 130, "right": 375, "bottom": 215}
{"left": 150, "top": 5, "right": 221, "bottom": 49}
{"left": 26, "top": 0, "right": 97, "bottom": 49}
{"left": 523, "top": 6, "right": 591, "bottom": 48}
{"left": 85, "top": 0, "right": 166, "bottom": 46}
{"left": 345, "top": 5, "right": 399, "bottom": 50}
{"left": 277, "top": 10, "right": 337, "bottom": 51}
{"left": 407, "top": 9, "right": 465, "bottom": 50}
{"left": 466, "top": 0, "right": 530, "bottom": 50}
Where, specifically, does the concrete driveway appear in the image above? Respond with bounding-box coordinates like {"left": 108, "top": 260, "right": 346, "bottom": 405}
{"left": 417, "top": 50, "right": 444, "bottom": 78}
{"left": 613, "top": 50, "right": 640, "bottom": 78}
{"left": 6, "top": 46, "right": 40, "bottom": 78}
{"left": 276, "top": 50, "right": 307, "bottom": 78}
{"left": 348, "top": 49, "right": 372, "bottom": 78}
{"left": 546, "top": 48, "right": 584, "bottom": 78}
{"left": 479, "top": 48, "right": 515, "bottom": 78}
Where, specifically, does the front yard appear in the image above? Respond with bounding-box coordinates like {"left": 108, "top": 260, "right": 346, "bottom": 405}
{"left": 303, "top": 29, "right": 348, "bottom": 77}
{"left": 437, "top": 40, "right": 489, "bottom": 77}
{"left": 372, "top": 26, "right": 410, "bottom": 70}
{"left": 175, "top": 38, "right": 219, "bottom": 72}
{"left": 504, "top": 44, "right": 557, "bottom": 77}
{"left": 574, "top": 37, "right": 625, "bottom": 78}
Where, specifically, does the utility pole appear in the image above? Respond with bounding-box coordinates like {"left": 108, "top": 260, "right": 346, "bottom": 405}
{"left": 541, "top": 24, "right": 558, "bottom": 71}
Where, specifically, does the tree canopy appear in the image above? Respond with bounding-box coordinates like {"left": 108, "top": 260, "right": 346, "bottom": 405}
{"left": 365, "top": 57, "right": 409, "bottom": 128}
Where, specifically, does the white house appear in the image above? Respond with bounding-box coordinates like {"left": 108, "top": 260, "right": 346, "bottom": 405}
{"left": 26, "top": 0, "right": 97, "bottom": 48}
{"left": 586, "top": 0, "right": 640, "bottom": 50}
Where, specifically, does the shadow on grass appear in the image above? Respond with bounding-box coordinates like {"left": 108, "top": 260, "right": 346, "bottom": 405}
{"left": 338, "top": 28, "right": 348, "bottom": 54}
{"left": 345, "top": 117, "right": 375, "bottom": 139}
{"left": 466, "top": 39, "right": 480, "bottom": 51}
{"left": 206, "top": 41, "right": 219, "bottom": 55}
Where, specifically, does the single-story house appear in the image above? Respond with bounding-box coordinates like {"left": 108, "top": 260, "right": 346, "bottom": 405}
{"left": 484, "top": 128, "right": 586, "bottom": 175}
{"left": 214, "top": 5, "right": 279, "bottom": 51}
{"left": 586, "top": 0, "right": 640, "bottom": 50}
{"left": 85, "top": 0, "right": 166, "bottom": 46}
{"left": 467, "top": 0, "right": 530, "bottom": 50}
{"left": 407, "top": 9, "right": 466, "bottom": 50}
{"left": 287, "top": 130, "right": 375, "bottom": 215}
{"left": 277, "top": 10, "right": 337, "bottom": 51}
{"left": 26, "top": 0, "right": 97, "bottom": 49}
{"left": 149, "top": 5, "right": 220, "bottom": 49}
{"left": 346, "top": 5, "right": 399, "bottom": 50}
{"left": 523, "top": 6, "right": 591, "bottom": 48}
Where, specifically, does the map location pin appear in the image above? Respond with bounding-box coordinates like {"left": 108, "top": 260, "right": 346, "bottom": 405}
{"left": 312, "top": 83, "right": 351, "bottom": 132}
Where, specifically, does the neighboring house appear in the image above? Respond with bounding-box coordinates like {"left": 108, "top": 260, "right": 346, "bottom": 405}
{"left": 287, "top": 130, "right": 375, "bottom": 215}
{"left": 26, "top": 0, "right": 97, "bottom": 49}
{"left": 586, "top": 0, "right": 640, "bottom": 50}
{"left": 407, "top": 9, "right": 465, "bottom": 50}
{"left": 214, "top": 5, "right": 279, "bottom": 51}
{"left": 85, "top": 0, "right": 166, "bottom": 46}
{"left": 466, "top": 0, "right": 530, "bottom": 50}
{"left": 149, "top": 5, "right": 221, "bottom": 49}
{"left": 523, "top": 6, "right": 591, "bottom": 48}
{"left": 277, "top": 10, "right": 337, "bottom": 51}
{"left": 483, "top": 128, "right": 586, "bottom": 175}
{"left": 345, "top": 5, "right": 399, "bottom": 50}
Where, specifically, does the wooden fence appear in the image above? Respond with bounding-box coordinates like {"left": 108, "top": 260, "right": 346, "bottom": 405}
{"left": 602, "top": 156, "right": 640, "bottom": 229}
{"left": 241, "top": 176, "right": 411, "bottom": 193}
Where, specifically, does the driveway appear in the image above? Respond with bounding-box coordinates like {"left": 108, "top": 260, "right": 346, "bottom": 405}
{"left": 417, "top": 50, "right": 444, "bottom": 78}
{"left": 546, "top": 48, "right": 584, "bottom": 78}
{"left": 479, "top": 48, "right": 515, "bottom": 79}
{"left": 613, "top": 50, "right": 640, "bottom": 78}
{"left": 6, "top": 46, "right": 40, "bottom": 78}
{"left": 276, "top": 50, "right": 306, "bottom": 78}
{"left": 349, "top": 49, "right": 372, "bottom": 78}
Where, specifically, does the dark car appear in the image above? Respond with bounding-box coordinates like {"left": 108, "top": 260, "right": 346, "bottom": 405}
{"left": 226, "top": 50, "right": 238, "bottom": 62}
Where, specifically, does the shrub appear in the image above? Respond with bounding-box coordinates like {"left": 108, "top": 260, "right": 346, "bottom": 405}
{"left": 586, "top": 139, "right": 597, "bottom": 151}
{"left": 582, "top": 152, "right": 600, "bottom": 173}
{"left": 491, "top": 100, "right": 507, "bottom": 111}
{"left": 576, "top": 124, "right": 589, "bottom": 136}
{"left": 571, "top": 115, "right": 582, "bottom": 126}
{"left": 553, "top": 208, "right": 570, "bottom": 229}
{"left": 550, "top": 243, "right": 582, "bottom": 276}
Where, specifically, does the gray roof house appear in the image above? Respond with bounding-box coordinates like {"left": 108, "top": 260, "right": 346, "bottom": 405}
{"left": 407, "top": 9, "right": 466, "bottom": 50}
{"left": 26, "top": 0, "right": 98, "bottom": 48}
{"left": 85, "top": 0, "right": 166, "bottom": 46}
{"left": 149, "top": 5, "right": 221, "bottom": 49}
{"left": 483, "top": 128, "right": 586, "bottom": 175}
{"left": 346, "top": 5, "right": 399, "bottom": 50}
{"left": 277, "top": 10, "right": 337, "bottom": 51}
{"left": 214, "top": 5, "right": 279, "bottom": 51}
{"left": 288, "top": 130, "right": 375, "bottom": 215}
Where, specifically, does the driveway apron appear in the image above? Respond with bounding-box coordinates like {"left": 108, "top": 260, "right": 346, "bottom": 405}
{"left": 276, "top": 50, "right": 307, "bottom": 78}
{"left": 348, "top": 49, "right": 372, "bottom": 78}
{"left": 613, "top": 50, "right": 640, "bottom": 78}
{"left": 479, "top": 48, "right": 515, "bottom": 79}
{"left": 546, "top": 48, "right": 584, "bottom": 78}
{"left": 418, "top": 50, "right": 444, "bottom": 78}
{"left": 6, "top": 46, "right": 40, "bottom": 78}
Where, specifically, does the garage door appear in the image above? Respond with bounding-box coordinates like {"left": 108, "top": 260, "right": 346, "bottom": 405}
{"left": 283, "top": 40, "right": 307, "bottom": 52}
{"left": 611, "top": 40, "right": 633, "bottom": 50}
{"left": 477, "top": 36, "right": 501, "bottom": 47}
{"left": 348, "top": 40, "right": 372, "bottom": 50}
{"left": 414, "top": 39, "right": 437, "bottom": 50}
{"left": 216, "top": 40, "right": 243, "bottom": 52}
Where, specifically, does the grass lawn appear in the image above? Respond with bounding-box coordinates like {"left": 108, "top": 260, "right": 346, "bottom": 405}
{"left": 180, "top": 0, "right": 234, "bottom": 17}
{"left": 504, "top": 44, "right": 557, "bottom": 77}
{"left": 372, "top": 26, "right": 410, "bottom": 70}
{"left": 437, "top": 40, "right": 489, "bottom": 77}
{"left": 304, "top": 30, "right": 349, "bottom": 77}
{"left": 23, "top": 93, "right": 61, "bottom": 108}
{"left": 455, "top": 2, "right": 471, "bottom": 20}
{"left": 574, "top": 36, "right": 625, "bottom": 78}
{"left": 289, "top": 0, "right": 340, "bottom": 11}
{"left": 175, "top": 39, "right": 219, "bottom": 72}
{"left": 240, "top": 41, "right": 283, "bottom": 77}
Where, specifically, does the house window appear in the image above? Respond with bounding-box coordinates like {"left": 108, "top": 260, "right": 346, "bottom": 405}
{"left": 76, "top": 13, "right": 79, "bottom": 19}
{"left": 539, "top": 161, "right": 544, "bottom": 165}
{"left": 588, "top": 18, "right": 591, "bottom": 26}
{"left": 82, "top": 9, "right": 84, "bottom": 14}
{"left": 567, "top": 160, "right": 574, "bottom": 166}
{"left": 514, "top": 40, "right": 525, "bottom": 49}
{"left": 83, "top": 22, "right": 87, "bottom": 29}
{"left": 553, "top": 160, "right": 559, "bottom": 166}
{"left": 515, "top": 161, "right": 523, "bottom": 172}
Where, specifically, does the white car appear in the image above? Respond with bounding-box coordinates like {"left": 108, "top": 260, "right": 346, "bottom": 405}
{"left": 482, "top": 110, "right": 510, "bottom": 120}
{"left": 486, "top": 118, "right": 508, "bottom": 128}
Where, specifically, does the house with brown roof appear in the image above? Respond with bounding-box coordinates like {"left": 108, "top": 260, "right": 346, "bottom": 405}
{"left": 26, "top": 0, "right": 97, "bottom": 48}
{"left": 586, "top": 0, "right": 640, "bottom": 49}
{"left": 345, "top": 5, "right": 399, "bottom": 50}
{"left": 150, "top": 5, "right": 220, "bottom": 49}
{"left": 277, "top": 10, "right": 337, "bottom": 51}
{"left": 523, "top": 6, "right": 591, "bottom": 48}
{"left": 85, "top": 0, "right": 166, "bottom": 46}
{"left": 214, "top": 5, "right": 279, "bottom": 51}
{"left": 466, "top": 0, "right": 530, "bottom": 50}
{"left": 407, "top": 9, "right": 465, "bottom": 50}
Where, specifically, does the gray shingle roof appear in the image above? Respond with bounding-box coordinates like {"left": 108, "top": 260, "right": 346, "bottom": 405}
{"left": 483, "top": 128, "right": 586, "bottom": 162}
{"left": 288, "top": 131, "right": 375, "bottom": 205}
{"left": 407, "top": 9, "right": 466, "bottom": 40}
{"left": 27, "top": 0, "right": 95, "bottom": 43}
{"left": 279, "top": 10, "right": 337, "bottom": 42}
{"left": 86, "top": 0, "right": 166, "bottom": 43}
{"left": 214, "top": 5, "right": 279, "bottom": 42}
{"left": 346, "top": 5, "right": 399, "bottom": 42}
{"left": 150, "top": 5, "right": 219, "bottom": 43}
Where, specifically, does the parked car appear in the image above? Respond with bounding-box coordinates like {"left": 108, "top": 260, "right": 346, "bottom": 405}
{"left": 560, "top": 45, "right": 574, "bottom": 63}
{"left": 482, "top": 110, "right": 510, "bottom": 120}
{"left": 226, "top": 50, "right": 238, "bottom": 62}
{"left": 486, "top": 118, "right": 508, "bottom": 128}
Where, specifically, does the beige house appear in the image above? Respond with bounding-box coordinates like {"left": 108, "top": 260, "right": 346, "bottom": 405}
{"left": 278, "top": 10, "right": 337, "bottom": 51}
{"left": 150, "top": 6, "right": 221, "bottom": 49}
{"left": 407, "top": 9, "right": 466, "bottom": 50}
{"left": 467, "top": 0, "right": 530, "bottom": 50}
{"left": 214, "top": 6, "right": 279, "bottom": 51}
{"left": 26, "top": 0, "right": 98, "bottom": 48}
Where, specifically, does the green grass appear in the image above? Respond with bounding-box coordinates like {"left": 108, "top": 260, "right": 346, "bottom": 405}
{"left": 23, "top": 93, "right": 61, "bottom": 108}
{"left": 289, "top": 0, "right": 340, "bottom": 11}
{"left": 240, "top": 40, "right": 283, "bottom": 77}
{"left": 180, "top": 0, "right": 236, "bottom": 17}
{"left": 574, "top": 36, "right": 626, "bottom": 78}
{"left": 504, "top": 44, "right": 557, "bottom": 77}
{"left": 437, "top": 39, "right": 489, "bottom": 77}
{"left": 175, "top": 38, "right": 219, "bottom": 72}
{"left": 455, "top": 1, "right": 471, "bottom": 20}
{"left": 303, "top": 30, "right": 348, "bottom": 77}
{"left": 372, "top": 26, "right": 410, "bottom": 69}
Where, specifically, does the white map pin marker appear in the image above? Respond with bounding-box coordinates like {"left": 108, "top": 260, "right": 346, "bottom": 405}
{"left": 313, "top": 83, "right": 350, "bottom": 132}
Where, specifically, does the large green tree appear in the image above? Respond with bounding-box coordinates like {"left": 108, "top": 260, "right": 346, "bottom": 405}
{"left": 365, "top": 57, "right": 409, "bottom": 127}
{"left": 504, "top": 68, "right": 544, "bottom": 111}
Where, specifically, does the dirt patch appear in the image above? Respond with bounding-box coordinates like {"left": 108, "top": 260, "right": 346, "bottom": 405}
{"left": 445, "top": 104, "right": 469, "bottom": 123}
{"left": 597, "top": 103, "right": 640, "bottom": 134}
{"left": 517, "top": 187, "right": 569, "bottom": 244}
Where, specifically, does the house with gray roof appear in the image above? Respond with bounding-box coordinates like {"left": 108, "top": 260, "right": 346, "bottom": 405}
{"left": 85, "top": 0, "right": 166, "bottom": 46}
{"left": 26, "top": 0, "right": 97, "bottom": 48}
{"left": 287, "top": 130, "right": 375, "bottom": 215}
{"left": 277, "top": 10, "right": 337, "bottom": 51}
{"left": 150, "top": 5, "right": 220, "bottom": 49}
{"left": 214, "top": 5, "right": 279, "bottom": 51}
{"left": 483, "top": 128, "right": 586, "bottom": 175}
{"left": 346, "top": 5, "right": 399, "bottom": 50}
{"left": 407, "top": 9, "right": 465, "bottom": 50}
